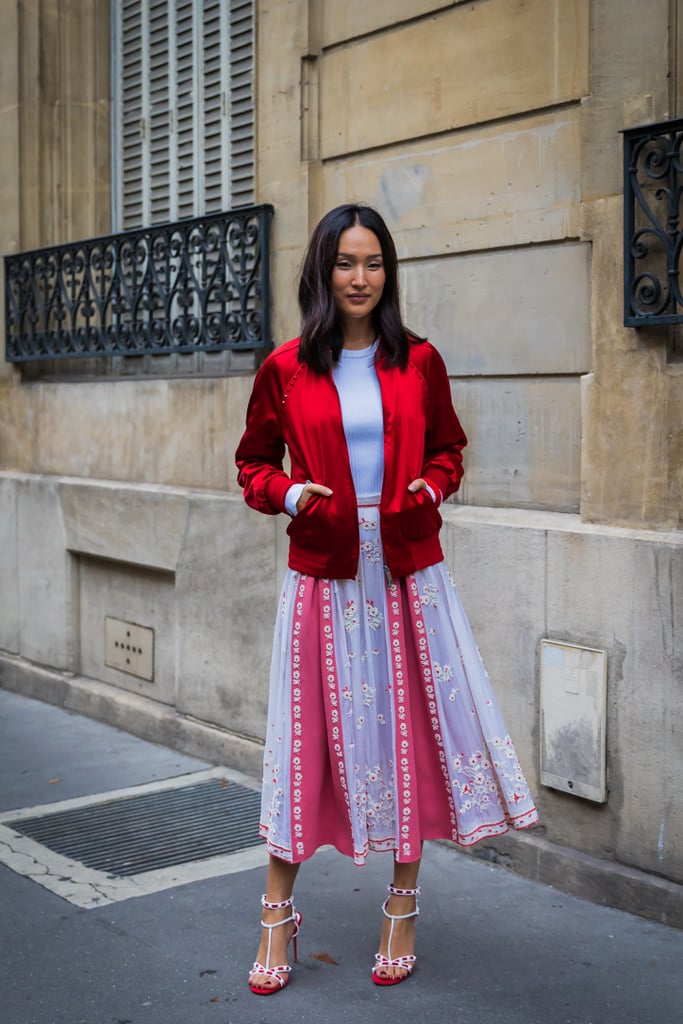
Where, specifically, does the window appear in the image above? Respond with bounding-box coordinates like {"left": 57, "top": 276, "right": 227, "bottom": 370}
{"left": 11, "top": 0, "right": 263, "bottom": 382}
{"left": 113, "top": 0, "right": 254, "bottom": 231}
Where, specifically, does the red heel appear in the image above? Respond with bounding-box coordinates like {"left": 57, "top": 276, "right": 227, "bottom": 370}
{"left": 372, "top": 884, "right": 420, "bottom": 986}
{"left": 248, "top": 894, "right": 302, "bottom": 995}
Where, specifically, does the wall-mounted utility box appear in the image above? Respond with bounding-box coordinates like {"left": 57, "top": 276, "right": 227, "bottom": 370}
{"left": 105, "top": 617, "right": 155, "bottom": 681}
{"left": 540, "top": 639, "right": 607, "bottom": 803}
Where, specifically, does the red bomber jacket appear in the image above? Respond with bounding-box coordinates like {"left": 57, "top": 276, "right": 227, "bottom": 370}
{"left": 235, "top": 337, "right": 467, "bottom": 580}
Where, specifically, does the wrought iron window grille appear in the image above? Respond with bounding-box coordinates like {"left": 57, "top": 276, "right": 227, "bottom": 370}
{"left": 623, "top": 117, "right": 683, "bottom": 326}
{"left": 4, "top": 205, "right": 273, "bottom": 364}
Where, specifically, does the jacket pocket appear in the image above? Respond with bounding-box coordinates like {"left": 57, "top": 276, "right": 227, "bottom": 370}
{"left": 286, "top": 493, "right": 333, "bottom": 549}
{"left": 397, "top": 490, "right": 442, "bottom": 542}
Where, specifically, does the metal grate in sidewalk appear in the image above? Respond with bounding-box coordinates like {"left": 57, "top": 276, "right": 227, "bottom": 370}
{"left": 11, "top": 777, "right": 262, "bottom": 877}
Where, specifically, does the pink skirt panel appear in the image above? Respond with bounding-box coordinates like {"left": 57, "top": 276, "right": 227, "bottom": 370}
{"left": 259, "top": 505, "right": 538, "bottom": 864}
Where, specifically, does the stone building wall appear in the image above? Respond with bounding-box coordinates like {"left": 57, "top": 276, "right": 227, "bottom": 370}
{"left": 0, "top": 0, "right": 681, "bottom": 923}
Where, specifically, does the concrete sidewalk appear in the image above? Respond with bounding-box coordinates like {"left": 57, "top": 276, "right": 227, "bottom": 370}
{"left": 1, "top": 688, "right": 681, "bottom": 1024}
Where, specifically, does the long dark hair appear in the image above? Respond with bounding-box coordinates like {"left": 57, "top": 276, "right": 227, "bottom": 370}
{"left": 297, "top": 203, "right": 421, "bottom": 372}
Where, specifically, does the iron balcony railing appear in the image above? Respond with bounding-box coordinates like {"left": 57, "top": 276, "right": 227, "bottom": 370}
{"left": 623, "top": 117, "right": 683, "bottom": 326}
{"left": 4, "top": 204, "right": 273, "bottom": 362}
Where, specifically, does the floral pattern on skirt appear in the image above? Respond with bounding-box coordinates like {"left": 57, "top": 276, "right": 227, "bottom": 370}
{"left": 260, "top": 505, "right": 538, "bottom": 865}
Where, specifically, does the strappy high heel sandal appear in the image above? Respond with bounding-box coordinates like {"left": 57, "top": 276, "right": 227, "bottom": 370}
{"left": 248, "top": 894, "right": 302, "bottom": 996}
{"left": 372, "top": 883, "right": 420, "bottom": 986}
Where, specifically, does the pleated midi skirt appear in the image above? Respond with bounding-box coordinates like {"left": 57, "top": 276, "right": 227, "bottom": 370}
{"left": 259, "top": 504, "right": 539, "bottom": 865}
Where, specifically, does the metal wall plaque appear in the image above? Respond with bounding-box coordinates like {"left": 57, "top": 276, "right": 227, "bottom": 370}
{"left": 540, "top": 639, "right": 607, "bottom": 802}
{"left": 105, "top": 617, "right": 155, "bottom": 682}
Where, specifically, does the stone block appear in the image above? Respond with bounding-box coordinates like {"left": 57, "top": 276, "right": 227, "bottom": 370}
{"left": 0, "top": 375, "right": 255, "bottom": 492}
{"left": 580, "top": 0, "right": 670, "bottom": 200}
{"left": 0, "top": 264, "right": 18, "bottom": 382}
{"left": 319, "top": 0, "right": 589, "bottom": 157}
{"left": 0, "top": 476, "right": 20, "bottom": 653}
{"left": 0, "top": 106, "right": 20, "bottom": 253}
{"left": 16, "top": 0, "right": 41, "bottom": 250}
{"left": 441, "top": 508, "right": 683, "bottom": 885}
{"left": 57, "top": 477, "right": 190, "bottom": 705}
{"left": 546, "top": 525, "right": 683, "bottom": 882}
{"left": 77, "top": 556, "right": 176, "bottom": 706}
{"left": 400, "top": 242, "right": 591, "bottom": 375}
{"left": 0, "top": 1, "right": 19, "bottom": 372}
{"left": 256, "top": 0, "right": 312, "bottom": 343}
{"left": 667, "top": 374, "right": 683, "bottom": 528}
{"left": 320, "top": 110, "right": 581, "bottom": 258}
{"left": 450, "top": 376, "right": 582, "bottom": 512}
{"left": 320, "top": 0, "right": 445, "bottom": 47}
{"left": 174, "top": 493, "right": 278, "bottom": 741}
{"left": 55, "top": 93, "right": 112, "bottom": 241}
{"left": 15, "top": 0, "right": 110, "bottom": 250}
{"left": 60, "top": 480, "right": 189, "bottom": 571}
{"left": 580, "top": 196, "right": 681, "bottom": 530}
{"left": 0, "top": 382, "right": 35, "bottom": 471}
{"left": 0, "top": 0, "right": 19, "bottom": 102}
{"left": 16, "top": 476, "right": 72, "bottom": 670}
{"left": 269, "top": 245, "right": 307, "bottom": 347}
{"left": 620, "top": 539, "right": 683, "bottom": 881}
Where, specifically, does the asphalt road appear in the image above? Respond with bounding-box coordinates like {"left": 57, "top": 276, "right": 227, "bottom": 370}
{"left": 1, "top": 688, "right": 682, "bottom": 1024}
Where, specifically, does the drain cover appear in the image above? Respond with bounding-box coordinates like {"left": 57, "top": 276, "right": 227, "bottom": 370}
{"left": 12, "top": 777, "right": 262, "bottom": 877}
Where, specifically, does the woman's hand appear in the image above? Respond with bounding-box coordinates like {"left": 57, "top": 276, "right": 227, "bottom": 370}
{"left": 296, "top": 482, "right": 333, "bottom": 513}
{"left": 407, "top": 478, "right": 428, "bottom": 494}
{"left": 408, "top": 478, "right": 439, "bottom": 504}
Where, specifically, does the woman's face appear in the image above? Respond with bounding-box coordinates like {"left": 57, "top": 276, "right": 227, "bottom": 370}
{"left": 331, "top": 225, "right": 386, "bottom": 326}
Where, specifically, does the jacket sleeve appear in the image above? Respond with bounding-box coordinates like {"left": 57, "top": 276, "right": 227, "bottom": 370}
{"left": 421, "top": 345, "right": 468, "bottom": 502}
{"left": 235, "top": 356, "right": 294, "bottom": 515}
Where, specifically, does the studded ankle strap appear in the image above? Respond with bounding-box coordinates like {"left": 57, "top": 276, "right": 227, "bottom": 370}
{"left": 261, "top": 894, "right": 294, "bottom": 910}
{"left": 388, "top": 884, "right": 421, "bottom": 897}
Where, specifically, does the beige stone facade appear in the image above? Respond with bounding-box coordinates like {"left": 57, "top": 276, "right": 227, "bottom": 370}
{"left": 0, "top": 0, "right": 681, "bottom": 924}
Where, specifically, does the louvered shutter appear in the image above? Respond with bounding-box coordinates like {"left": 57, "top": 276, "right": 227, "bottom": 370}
{"left": 203, "top": 0, "right": 230, "bottom": 211}
{"left": 148, "top": 0, "right": 171, "bottom": 223}
{"left": 229, "top": 0, "right": 254, "bottom": 207}
{"left": 174, "top": 0, "right": 197, "bottom": 221}
{"left": 114, "top": 0, "right": 254, "bottom": 230}
{"left": 118, "top": 0, "right": 144, "bottom": 229}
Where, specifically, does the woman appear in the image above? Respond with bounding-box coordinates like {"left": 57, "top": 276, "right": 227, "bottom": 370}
{"left": 235, "top": 203, "right": 538, "bottom": 994}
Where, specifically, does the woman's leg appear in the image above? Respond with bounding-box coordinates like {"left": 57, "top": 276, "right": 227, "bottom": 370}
{"left": 249, "top": 855, "right": 301, "bottom": 990}
{"left": 375, "top": 853, "right": 422, "bottom": 982}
